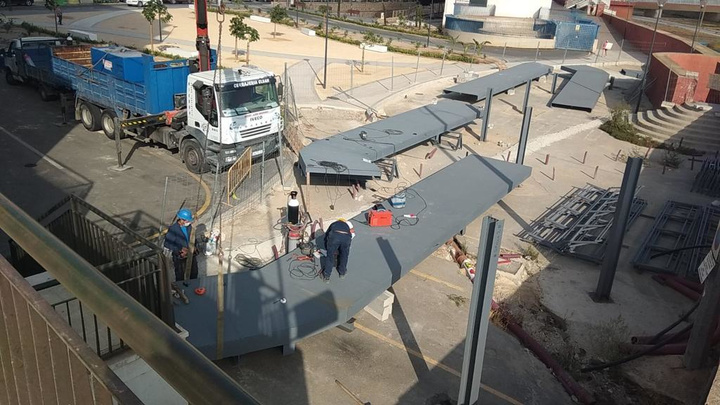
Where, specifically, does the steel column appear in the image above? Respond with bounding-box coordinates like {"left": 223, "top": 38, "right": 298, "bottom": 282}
{"left": 458, "top": 216, "right": 504, "bottom": 405}
{"left": 685, "top": 257, "right": 720, "bottom": 369}
{"left": 593, "top": 157, "right": 643, "bottom": 301}
{"left": 522, "top": 79, "right": 532, "bottom": 113}
{"left": 516, "top": 107, "right": 532, "bottom": 165}
{"left": 551, "top": 73, "right": 558, "bottom": 94}
{"left": 481, "top": 87, "right": 493, "bottom": 142}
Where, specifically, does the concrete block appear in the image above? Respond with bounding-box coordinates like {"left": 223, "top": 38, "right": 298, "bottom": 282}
{"left": 69, "top": 30, "right": 98, "bottom": 42}
{"left": 250, "top": 15, "right": 271, "bottom": 23}
{"left": 660, "top": 101, "right": 675, "bottom": 109}
{"left": 364, "top": 290, "right": 394, "bottom": 321}
{"left": 360, "top": 43, "right": 388, "bottom": 53}
{"left": 108, "top": 351, "right": 187, "bottom": 404}
{"left": 301, "top": 28, "right": 316, "bottom": 36}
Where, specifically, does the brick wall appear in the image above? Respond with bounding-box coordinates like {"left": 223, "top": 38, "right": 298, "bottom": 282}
{"left": 609, "top": 2, "right": 633, "bottom": 20}
{"left": 647, "top": 52, "right": 720, "bottom": 107}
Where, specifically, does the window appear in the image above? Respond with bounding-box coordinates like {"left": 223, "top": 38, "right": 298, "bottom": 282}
{"left": 194, "top": 85, "right": 218, "bottom": 127}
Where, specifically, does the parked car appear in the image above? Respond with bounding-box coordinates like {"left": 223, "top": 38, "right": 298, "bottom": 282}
{"left": 0, "top": 0, "right": 34, "bottom": 7}
{"left": 125, "top": 0, "right": 144, "bottom": 7}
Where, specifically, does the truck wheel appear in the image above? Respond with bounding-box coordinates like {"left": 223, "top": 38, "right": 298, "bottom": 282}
{"left": 24, "top": 0, "right": 31, "bottom": 5}
{"left": 5, "top": 69, "right": 18, "bottom": 86}
{"left": 100, "top": 110, "right": 125, "bottom": 140}
{"left": 137, "top": 1, "right": 143, "bottom": 6}
{"left": 182, "top": 139, "right": 209, "bottom": 174}
{"left": 79, "top": 102, "right": 101, "bottom": 132}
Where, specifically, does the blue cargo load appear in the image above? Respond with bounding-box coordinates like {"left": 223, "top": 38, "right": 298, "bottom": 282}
{"left": 90, "top": 47, "right": 148, "bottom": 83}
{"left": 51, "top": 46, "right": 217, "bottom": 116}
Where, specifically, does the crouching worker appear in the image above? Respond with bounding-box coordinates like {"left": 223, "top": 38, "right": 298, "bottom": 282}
{"left": 164, "top": 208, "right": 199, "bottom": 281}
{"left": 321, "top": 218, "right": 355, "bottom": 283}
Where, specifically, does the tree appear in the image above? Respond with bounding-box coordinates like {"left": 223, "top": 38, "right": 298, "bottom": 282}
{"left": 142, "top": 0, "right": 172, "bottom": 52}
{"left": 229, "top": 17, "right": 259, "bottom": 63}
{"left": 415, "top": 5, "right": 422, "bottom": 28}
{"left": 317, "top": 5, "right": 330, "bottom": 16}
{"left": 44, "top": 0, "right": 58, "bottom": 33}
{"left": 447, "top": 35, "right": 458, "bottom": 55}
{"left": 269, "top": 5, "right": 288, "bottom": 39}
{"left": 472, "top": 39, "right": 490, "bottom": 60}
{"left": 337, "top": 0, "right": 341, "bottom": 18}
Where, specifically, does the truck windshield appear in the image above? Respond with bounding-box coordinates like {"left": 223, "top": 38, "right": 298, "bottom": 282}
{"left": 220, "top": 82, "right": 279, "bottom": 117}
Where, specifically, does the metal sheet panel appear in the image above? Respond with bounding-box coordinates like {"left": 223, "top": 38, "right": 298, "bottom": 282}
{"left": 551, "top": 65, "right": 609, "bottom": 112}
{"left": 299, "top": 100, "right": 481, "bottom": 178}
{"left": 175, "top": 155, "right": 532, "bottom": 359}
{"left": 443, "top": 62, "right": 553, "bottom": 101}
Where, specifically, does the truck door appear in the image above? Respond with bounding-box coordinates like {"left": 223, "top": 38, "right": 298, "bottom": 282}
{"left": 5, "top": 40, "right": 20, "bottom": 75}
{"left": 187, "top": 81, "right": 220, "bottom": 143}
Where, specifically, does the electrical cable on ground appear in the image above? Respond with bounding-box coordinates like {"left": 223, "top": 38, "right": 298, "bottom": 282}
{"left": 637, "top": 299, "right": 701, "bottom": 345}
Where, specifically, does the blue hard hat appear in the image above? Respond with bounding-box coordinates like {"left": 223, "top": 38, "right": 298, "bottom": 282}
{"left": 177, "top": 208, "right": 193, "bottom": 221}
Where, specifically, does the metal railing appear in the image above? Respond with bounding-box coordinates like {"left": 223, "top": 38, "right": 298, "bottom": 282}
{"left": 0, "top": 192, "right": 261, "bottom": 405}
{"left": 0, "top": 254, "right": 142, "bottom": 404}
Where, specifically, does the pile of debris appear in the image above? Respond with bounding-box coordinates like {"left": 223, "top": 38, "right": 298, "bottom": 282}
{"left": 633, "top": 200, "right": 720, "bottom": 281}
{"left": 519, "top": 185, "right": 647, "bottom": 263}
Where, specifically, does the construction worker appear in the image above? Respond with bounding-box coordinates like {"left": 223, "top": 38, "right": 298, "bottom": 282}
{"left": 321, "top": 219, "right": 355, "bottom": 283}
{"left": 164, "top": 208, "right": 199, "bottom": 281}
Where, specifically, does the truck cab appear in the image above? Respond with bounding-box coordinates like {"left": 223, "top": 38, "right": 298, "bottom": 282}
{"left": 2, "top": 37, "right": 62, "bottom": 86}
{"left": 184, "top": 67, "right": 283, "bottom": 171}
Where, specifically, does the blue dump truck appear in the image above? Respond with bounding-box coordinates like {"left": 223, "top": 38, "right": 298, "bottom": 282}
{"left": 1, "top": 38, "right": 283, "bottom": 173}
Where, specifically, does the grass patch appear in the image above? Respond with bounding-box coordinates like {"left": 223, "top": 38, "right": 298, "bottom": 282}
{"left": 588, "top": 315, "right": 629, "bottom": 362}
{"left": 600, "top": 103, "right": 654, "bottom": 147}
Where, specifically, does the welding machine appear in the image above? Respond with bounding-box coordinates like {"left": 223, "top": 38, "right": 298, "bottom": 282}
{"left": 368, "top": 205, "right": 393, "bottom": 227}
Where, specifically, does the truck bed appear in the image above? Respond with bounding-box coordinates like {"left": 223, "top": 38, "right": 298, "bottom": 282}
{"left": 51, "top": 45, "right": 192, "bottom": 117}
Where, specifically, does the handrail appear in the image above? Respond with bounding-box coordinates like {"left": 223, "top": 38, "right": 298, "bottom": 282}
{"left": 0, "top": 193, "right": 261, "bottom": 405}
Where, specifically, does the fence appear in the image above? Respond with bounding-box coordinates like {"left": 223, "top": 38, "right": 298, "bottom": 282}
{"left": 0, "top": 255, "right": 143, "bottom": 405}
{"left": 227, "top": 147, "right": 253, "bottom": 204}
{"left": 7, "top": 195, "right": 173, "bottom": 355}
{"left": 0, "top": 192, "right": 260, "bottom": 404}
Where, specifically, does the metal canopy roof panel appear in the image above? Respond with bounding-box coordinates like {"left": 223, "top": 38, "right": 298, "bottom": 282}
{"left": 299, "top": 100, "right": 481, "bottom": 178}
{"left": 551, "top": 65, "right": 609, "bottom": 112}
{"left": 174, "top": 154, "right": 532, "bottom": 359}
{"left": 443, "top": 62, "right": 553, "bottom": 101}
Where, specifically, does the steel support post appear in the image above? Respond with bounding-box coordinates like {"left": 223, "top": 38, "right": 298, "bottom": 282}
{"left": 480, "top": 87, "right": 493, "bottom": 142}
{"left": 593, "top": 157, "right": 642, "bottom": 301}
{"left": 634, "top": 4, "right": 663, "bottom": 114}
{"left": 458, "top": 216, "right": 504, "bottom": 405}
{"left": 516, "top": 107, "right": 532, "bottom": 165}
{"left": 685, "top": 259, "right": 720, "bottom": 369}
{"left": 551, "top": 73, "right": 558, "bottom": 94}
{"left": 522, "top": 79, "right": 532, "bottom": 113}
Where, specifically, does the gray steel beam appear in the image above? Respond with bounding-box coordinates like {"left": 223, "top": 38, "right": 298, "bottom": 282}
{"left": 593, "top": 157, "right": 643, "bottom": 301}
{"left": 522, "top": 79, "right": 532, "bottom": 113}
{"left": 174, "top": 155, "right": 532, "bottom": 359}
{"left": 443, "top": 62, "right": 552, "bottom": 101}
{"left": 458, "top": 217, "right": 504, "bottom": 405}
{"left": 0, "top": 193, "right": 261, "bottom": 405}
{"left": 551, "top": 73, "right": 558, "bottom": 94}
{"left": 481, "top": 88, "right": 493, "bottom": 142}
{"left": 516, "top": 107, "right": 533, "bottom": 165}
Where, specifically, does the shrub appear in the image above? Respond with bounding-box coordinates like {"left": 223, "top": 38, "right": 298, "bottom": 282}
{"left": 600, "top": 103, "right": 653, "bottom": 146}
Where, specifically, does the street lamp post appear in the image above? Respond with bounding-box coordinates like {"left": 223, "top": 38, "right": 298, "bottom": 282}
{"left": 691, "top": 0, "right": 708, "bottom": 53}
{"left": 323, "top": 0, "right": 329, "bottom": 89}
{"left": 634, "top": 0, "right": 667, "bottom": 114}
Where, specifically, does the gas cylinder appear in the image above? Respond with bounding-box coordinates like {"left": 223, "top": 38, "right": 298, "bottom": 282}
{"left": 288, "top": 191, "right": 300, "bottom": 225}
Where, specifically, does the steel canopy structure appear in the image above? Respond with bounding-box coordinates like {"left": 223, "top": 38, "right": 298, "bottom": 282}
{"left": 175, "top": 155, "right": 532, "bottom": 359}
{"left": 551, "top": 65, "right": 609, "bottom": 112}
{"left": 443, "top": 62, "right": 552, "bottom": 101}
{"left": 298, "top": 100, "right": 481, "bottom": 179}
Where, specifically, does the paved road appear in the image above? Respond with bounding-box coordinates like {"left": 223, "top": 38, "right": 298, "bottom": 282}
{"left": 0, "top": 78, "right": 208, "bottom": 242}
{"left": 634, "top": 14, "right": 720, "bottom": 40}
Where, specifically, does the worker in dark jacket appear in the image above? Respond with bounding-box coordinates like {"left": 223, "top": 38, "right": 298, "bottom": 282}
{"left": 321, "top": 219, "right": 355, "bottom": 283}
{"left": 164, "top": 208, "right": 199, "bottom": 281}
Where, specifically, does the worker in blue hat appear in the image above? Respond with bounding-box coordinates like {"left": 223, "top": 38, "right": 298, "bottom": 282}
{"left": 164, "top": 208, "right": 199, "bottom": 281}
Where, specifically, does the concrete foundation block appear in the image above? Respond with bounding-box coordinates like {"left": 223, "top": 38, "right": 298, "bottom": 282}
{"left": 364, "top": 290, "right": 394, "bottom": 321}
{"left": 69, "top": 30, "right": 98, "bottom": 41}
{"left": 301, "top": 28, "right": 316, "bottom": 36}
